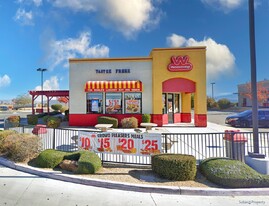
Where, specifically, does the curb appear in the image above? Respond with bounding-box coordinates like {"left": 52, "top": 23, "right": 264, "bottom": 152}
{"left": 1, "top": 157, "right": 269, "bottom": 196}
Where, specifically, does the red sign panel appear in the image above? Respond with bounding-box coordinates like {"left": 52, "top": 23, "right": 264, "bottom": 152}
{"left": 167, "top": 56, "right": 193, "bottom": 72}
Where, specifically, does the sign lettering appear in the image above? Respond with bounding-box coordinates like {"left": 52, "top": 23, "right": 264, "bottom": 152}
{"left": 167, "top": 55, "right": 193, "bottom": 72}
{"left": 78, "top": 131, "right": 162, "bottom": 156}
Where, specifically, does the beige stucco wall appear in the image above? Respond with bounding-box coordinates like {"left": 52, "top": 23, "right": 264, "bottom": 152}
{"left": 69, "top": 58, "right": 153, "bottom": 114}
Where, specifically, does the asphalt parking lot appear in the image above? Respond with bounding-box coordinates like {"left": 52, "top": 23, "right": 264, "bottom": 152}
{"left": 1, "top": 109, "right": 268, "bottom": 132}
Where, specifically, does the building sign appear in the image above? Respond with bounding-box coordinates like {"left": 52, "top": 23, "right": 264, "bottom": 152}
{"left": 78, "top": 131, "right": 162, "bottom": 156}
{"left": 167, "top": 56, "right": 193, "bottom": 72}
{"left": 95, "top": 68, "right": 130, "bottom": 74}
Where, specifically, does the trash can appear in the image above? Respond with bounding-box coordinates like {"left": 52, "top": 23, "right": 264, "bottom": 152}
{"left": 32, "top": 124, "right": 47, "bottom": 135}
{"left": 224, "top": 130, "right": 247, "bottom": 162}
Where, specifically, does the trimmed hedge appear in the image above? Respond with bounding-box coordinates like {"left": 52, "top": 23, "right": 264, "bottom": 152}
{"left": 35, "top": 149, "right": 67, "bottom": 168}
{"left": 152, "top": 154, "right": 197, "bottom": 181}
{"left": 27, "top": 114, "right": 38, "bottom": 125}
{"left": 35, "top": 149, "right": 102, "bottom": 174}
{"left": 46, "top": 117, "right": 61, "bottom": 128}
{"left": 200, "top": 157, "right": 269, "bottom": 188}
{"left": 97, "top": 116, "right": 118, "bottom": 128}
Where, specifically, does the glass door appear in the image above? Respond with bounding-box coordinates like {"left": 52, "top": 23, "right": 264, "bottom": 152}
{"left": 168, "top": 93, "right": 174, "bottom": 123}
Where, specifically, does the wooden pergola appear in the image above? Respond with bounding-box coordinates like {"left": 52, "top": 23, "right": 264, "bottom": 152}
{"left": 29, "top": 90, "right": 69, "bottom": 114}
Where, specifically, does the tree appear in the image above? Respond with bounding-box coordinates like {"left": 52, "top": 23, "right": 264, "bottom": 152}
{"left": 12, "top": 94, "right": 31, "bottom": 108}
{"left": 240, "top": 81, "right": 269, "bottom": 104}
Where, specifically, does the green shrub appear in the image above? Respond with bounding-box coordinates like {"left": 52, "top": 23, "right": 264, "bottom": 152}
{"left": 51, "top": 104, "right": 62, "bottom": 111}
{"left": 74, "top": 150, "right": 102, "bottom": 174}
{"left": 121, "top": 117, "right": 138, "bottom": 128}
{"left": 27, "top": 114, "right": 38, "bottom": 125}
{"left": 142, "top": 114, "right": 151, "bottom": 123}
{"left": 46, "top": 117, "right": 61, "bottom": 128}
{"left": 217, "top": 98, "right": 232, "bottom": 109}
{"left": 152, "top": 154, "right": 197, "bottom": 181}
{"left": 6, "top": 115, "right": 20, "bottom": 127}
{"left": 42, "top": 115, "right": 50, "bottom": 123}
{"left": 35, "top": 149, "right": 67, "bottom": 168}
{"left": 60, "top": 106, "right": 68, "bottom": 113}
{"left": 0, "top": 130, "right": 18, "bottom": 152}
{"left": 200, "top": 158, "right": 269, "bottom": 188}
{"left": 97, "top": 116, "right": 118, "bottom": 128}
{"left": 35, "top": 150, "right": 102, "bottom": 174}
{"left": 2, "top": 133, "right": 41, "bottom": 162}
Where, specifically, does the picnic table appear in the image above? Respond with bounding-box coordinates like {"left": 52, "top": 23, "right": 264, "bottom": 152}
{"left": 140, "top": 123, "right": 158, "bottom": 131}
{"left": 95, "top": 124, "right": 113, "bottom": 132}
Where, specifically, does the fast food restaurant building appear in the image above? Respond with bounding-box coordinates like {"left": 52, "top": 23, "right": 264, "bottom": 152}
{"left": 69, "top": 47, "right": 207, "bottom": 127}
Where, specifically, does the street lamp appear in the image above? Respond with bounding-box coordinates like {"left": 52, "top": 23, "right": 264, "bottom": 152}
{"left": 211, "top": 82, "right": 215, "bottom": 99}
{"left": 37, "top": 68, "right": 47, "bottom": 113}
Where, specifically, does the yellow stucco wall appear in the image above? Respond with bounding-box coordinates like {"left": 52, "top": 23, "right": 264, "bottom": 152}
{"left": 150, "top": 47, "right": 207, "bottom": 115}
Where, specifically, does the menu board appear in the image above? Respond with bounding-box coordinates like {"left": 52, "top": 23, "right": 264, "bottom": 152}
{"left": 91, "top": 99, "right": 99, "bottom": 112}
{"left": 125, "top": 99, "right": 140, "bottom": 113}
{"left": 106, "top": 99, "right": 121, "bottom": 113}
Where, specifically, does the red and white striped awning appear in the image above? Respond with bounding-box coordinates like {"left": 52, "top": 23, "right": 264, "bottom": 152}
{"left": 84, "top": 80, "right": 143, "bottom": 92}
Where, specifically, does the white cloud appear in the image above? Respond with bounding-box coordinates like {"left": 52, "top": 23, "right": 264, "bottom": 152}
{"left": 13, "top": 8, "right": 34, "bottom": 25}
{"left": 201, "top": 0, "right": 244, "bottom": 13}
{"left": 33, "top": 0, "right": 42, "bottom": 7}
{"left": 16, "top": 0, "right": 42, "bottom": 7}
{"left": 35, "top": 76, "right": 59, "bottom": 91}
{"left": 49, "top": 0, "right": 162, "bottom": 38}
{"left": 98, "top": 0, "right": 161, "bottom": 38}
{"left": 48, "top": 0, "right": 97, "bottom": 11}
{"left": 166, "top": 33, "right": 236, "bottom": 80}
{"left": 0, "top": 75, "right": 11, "bottom": 88}
{"left": 45, "top": 31, "right": 109, "bottom": 70}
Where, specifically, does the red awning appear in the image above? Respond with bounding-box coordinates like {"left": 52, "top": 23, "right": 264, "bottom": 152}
{"left": 84, "top": 81, "right": 142, "bottom": 92}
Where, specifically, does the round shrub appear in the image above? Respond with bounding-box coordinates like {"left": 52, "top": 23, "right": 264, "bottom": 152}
{"left": 75, "top": 150, "right": 102, "bottom": 174}
{"left": 27, "top": 114, "right": 38, "bottom": 125}
{"left": 98, "top": 116, "right": 118, "bottom": 128}
{"left": 2, "top": 133, "right": 41, "bottom": 162}
{"left": 51, "top": 104, "right": 62, "bottom": 111}
{"left": 6, "top": 115, "right": 20, "bottom": 127}
{"left": 46, "top": 116, "right": 61, "bottom": 128}
{"left": 0, "top": 130, "right": 18, "bottom": 153}
{"left": 142, "top": 114, "right": 151, "bottom": 123}
{"left": 35, "top": 149, "right": 67, "bottom": 168}
{"left": 152, "top": 154, "right": 197, "bottom": 181}
{"left": 217, "top": 98, "right": 232, "bottom": 109}
{"left": 200, "top": 158, "right": 269, "bottom": 188}
{"left": 121, "top": 117, "right": 138, "bottom": 128}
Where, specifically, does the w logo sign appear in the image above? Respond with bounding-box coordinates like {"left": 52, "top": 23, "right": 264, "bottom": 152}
{"left": 167, "top": 56, "right": 193, "bottom": 72}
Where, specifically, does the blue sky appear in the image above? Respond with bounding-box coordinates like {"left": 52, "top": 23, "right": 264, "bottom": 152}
{"left": 0, "top": 0, "right": 269, "bottom": 101}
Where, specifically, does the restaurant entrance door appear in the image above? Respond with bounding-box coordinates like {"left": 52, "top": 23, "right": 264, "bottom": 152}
{"left": 162, "top": 93, "right": 181, "bottom": 124}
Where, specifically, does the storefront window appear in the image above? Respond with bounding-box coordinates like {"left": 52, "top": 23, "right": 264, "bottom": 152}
{"left": 105, "top": 93, "right": 122, "bottom": 114}
{"left": 86, "top": 93, "right": 103, "bottom": 113}
{"left": 124, "top": 93, "right": 142, "bottom": 114}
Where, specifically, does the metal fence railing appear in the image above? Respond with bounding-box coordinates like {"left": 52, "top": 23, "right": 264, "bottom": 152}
{"left": 8, "top": 126, "right": 269, "bottom": 165}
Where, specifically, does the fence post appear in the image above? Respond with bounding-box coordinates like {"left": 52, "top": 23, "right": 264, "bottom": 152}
{"left": 164, "top": 134, "right": 168, "bottom": 153}
{"left": 53, "top": 128, "right": 56, "bottom": 150}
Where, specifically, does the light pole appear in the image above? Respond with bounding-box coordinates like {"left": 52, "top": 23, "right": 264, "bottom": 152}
{"left": 249, "top": 0, "right": 259, "bottom": 154}
{"left": 37, "top": 68, "right": 47, "bottom": 113}
{"left": 211, "top": 82, "right": 215, "bottom": 99}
